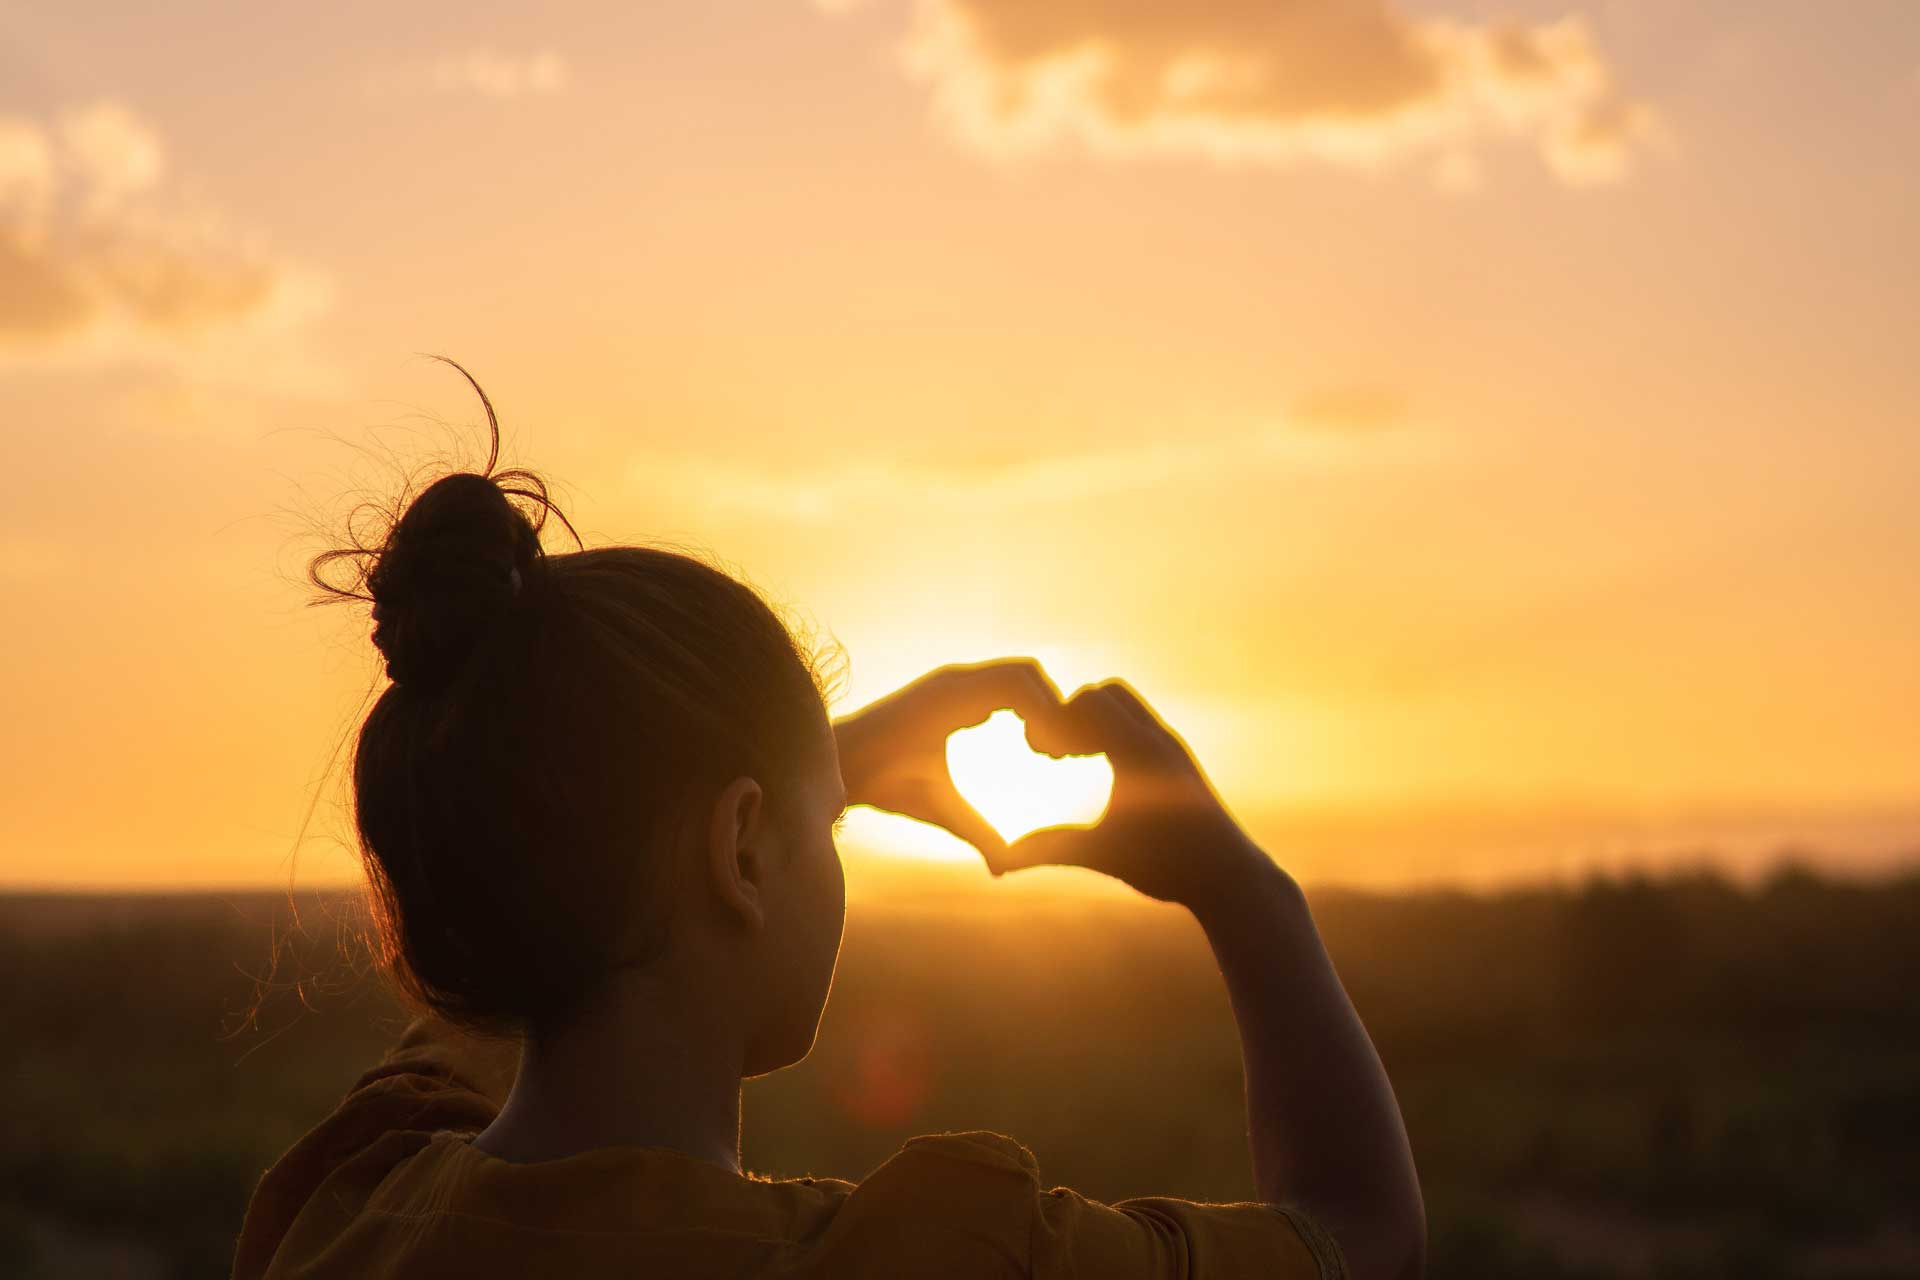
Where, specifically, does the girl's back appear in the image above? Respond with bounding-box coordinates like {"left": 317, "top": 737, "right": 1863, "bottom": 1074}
{"left": 235, "top": 1020, "right": 1344, "bottom": 1279}
{"left": 239, "top": 380, "right": 1419, "bottom": 1279}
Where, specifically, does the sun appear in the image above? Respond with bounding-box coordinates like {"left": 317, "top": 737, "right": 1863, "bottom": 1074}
{"left": 945, "top": 709, "right": 1114, "bottom": 844}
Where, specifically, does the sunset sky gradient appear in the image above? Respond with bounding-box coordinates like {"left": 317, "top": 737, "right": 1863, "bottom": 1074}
{"left": 2, "top": 1, "right": 1916, "bottom": 889}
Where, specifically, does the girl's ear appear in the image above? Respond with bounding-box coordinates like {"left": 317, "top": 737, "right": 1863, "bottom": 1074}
{"left": 705, "top": 776, "right": 767, "bottom": 930}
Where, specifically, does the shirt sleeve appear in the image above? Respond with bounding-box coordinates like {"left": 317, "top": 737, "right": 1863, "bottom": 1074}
{"left": 1032, "top": 1185, "right": 1349, "bottom": 1280}
{"left": 231, "top": 1017, "right": 519, "bottom": 1280}
{"left": 861, "top": 1132, "right": 1348, "bottom": 1280}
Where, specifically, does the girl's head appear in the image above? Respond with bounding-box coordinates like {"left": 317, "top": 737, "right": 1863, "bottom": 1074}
{"left": 314, "top": 376, "right": 846, "bottom": 1072}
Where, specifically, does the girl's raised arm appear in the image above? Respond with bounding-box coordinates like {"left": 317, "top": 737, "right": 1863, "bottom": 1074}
{"left": 1002, "top": 679, "right": 1427, "bottom": 1280}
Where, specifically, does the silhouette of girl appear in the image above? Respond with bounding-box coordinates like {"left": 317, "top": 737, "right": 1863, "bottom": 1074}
{"left": 234, "top": 369, "right": 1424, "bottom": 1280}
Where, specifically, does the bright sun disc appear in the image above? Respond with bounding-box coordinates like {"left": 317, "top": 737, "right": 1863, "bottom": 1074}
{"left": 945, "top": 709, "right": 1114, "bottom": 843}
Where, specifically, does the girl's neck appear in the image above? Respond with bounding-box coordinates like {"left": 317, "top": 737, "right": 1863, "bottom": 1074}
{"left": 471, "top": 969, "right": 747, "bottom": 1173}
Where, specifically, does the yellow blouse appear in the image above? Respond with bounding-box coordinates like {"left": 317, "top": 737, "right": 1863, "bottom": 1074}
{"left": 234, "top": 1019, "right": 1348, "bottom": 1280}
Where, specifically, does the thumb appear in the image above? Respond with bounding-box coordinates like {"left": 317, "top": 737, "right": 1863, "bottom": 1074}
{"left": 921, "top": 787, "right": 1009, "bottom": 869}
{"left": 994, "top": 824, "right": 1096, "bottom": 876}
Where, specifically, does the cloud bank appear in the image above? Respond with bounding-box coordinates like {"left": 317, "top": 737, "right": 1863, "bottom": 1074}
{"left": 632, "top": 411, "right": 1430, "bottom": 526}
{"left": 826, "top": 0, "right": 1663, "bottom": 186}
{"left": 0, "top": 103, "right": 327, "bottom": 361}
{"left": 426, "top": 50, "right": 570, "bottom": 98}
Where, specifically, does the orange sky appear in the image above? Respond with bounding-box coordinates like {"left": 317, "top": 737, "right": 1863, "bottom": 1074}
{"left": 2, "top": 1, "right": 1917, "bottom": 890}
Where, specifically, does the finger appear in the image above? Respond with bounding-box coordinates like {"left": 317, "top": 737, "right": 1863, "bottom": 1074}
{"left": 1096, "top": 679, "right": 1190, "bottom": 763}
{"left": 1099, "top": 678, "right": 1161, "bottom": 727}
{"left": 1026, "top": 684, "right": 1157, "bottom": 766}
{"left": 994, "top": 824, "right": 1095, "bottom": 875}
{"left": 920, "top": 785, "right": 1010, "bottom": 867}
{"left": 1021, "top": 683, "right": 1109, "bottom": 756}
{"left": 944, "top": 658, "right": 1067, "bottom": 730}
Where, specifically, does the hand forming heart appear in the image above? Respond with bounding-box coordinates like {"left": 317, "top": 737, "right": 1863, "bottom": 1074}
{"left": 834, "top": 659, "right": 1086, "bottom": 868}
{"left": 839, "top": 663, "right": 1269, "bottom": 906}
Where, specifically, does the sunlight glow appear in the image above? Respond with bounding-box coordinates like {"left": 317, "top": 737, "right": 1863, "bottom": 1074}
{"left": 946, "top": 710, "right": 1114, "bottom": 844}
{"left": 838, "top": 806, "right": 980, "bottom": 864}
{"left": 6, "top": 3, "right": 1918, "bottom": 893}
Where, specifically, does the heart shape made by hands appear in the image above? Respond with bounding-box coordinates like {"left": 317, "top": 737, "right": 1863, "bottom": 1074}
{"left": 945, "top": 709, "right": 1113, "bottom": 844}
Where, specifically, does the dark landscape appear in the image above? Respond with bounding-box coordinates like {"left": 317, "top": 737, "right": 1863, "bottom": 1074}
{"left": 3, "top": 865, "right": 1916, "bottom": 1279}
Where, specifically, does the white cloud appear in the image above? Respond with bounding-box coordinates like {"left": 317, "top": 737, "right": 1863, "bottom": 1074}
{"left": 362, "top": 50, "right": 572, "bottom": 102}
{"left": 59, "top": 103, "right": 165, "bottom": 213}
{"left": 821, "top": 0, "right": 1666, "bottom": 186}
{"left": 0, "top": 119, "right": 55, "bottom": 220}
{"left": 427, "top": 50, "right": 570, "bottom": 98}
{"left": 0, "top": 102, "right": 330, "bottom": 364}
{"left": 631, "top": 416, "right": 1433, "bottom": 526}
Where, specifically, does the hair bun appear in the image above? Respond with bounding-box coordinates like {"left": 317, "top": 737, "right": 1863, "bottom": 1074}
{"left": 367, "top": 472, "right": 541, "bottom": 691}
